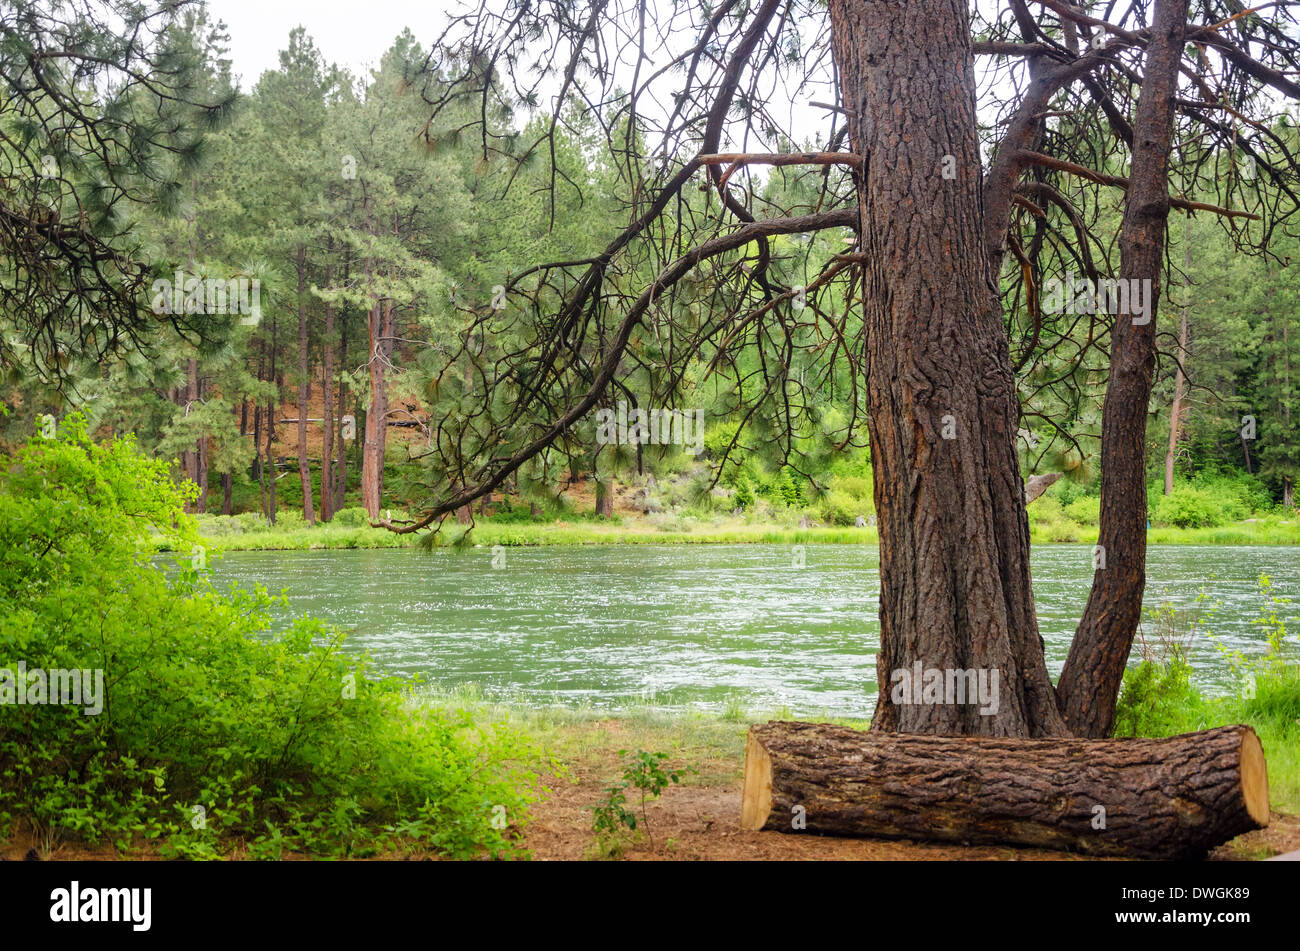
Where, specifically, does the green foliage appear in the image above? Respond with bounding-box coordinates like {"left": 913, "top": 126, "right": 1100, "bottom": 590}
{"left": 1063, "top": 495, "right": 1101, "bottom": 525}
{"left": 733, "top": 475, "right": 755, "bottom": 509}
{"left": 590, "top": 749, "right": 685, "bottom": 853}
{"left": 0, "top": 418, "right": 536, "bottom": 858}
{"left": 1113, "top": 652, "right": 1206, "bottom": 738}
{"left": 776, "top": 466, "right": 807, "bottom": 508}
{"left": 1153, "top": 485, "right": 1230, "bottom": 527}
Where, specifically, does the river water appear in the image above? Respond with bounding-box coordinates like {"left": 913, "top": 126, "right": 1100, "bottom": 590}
{"left": 206, "top": 544, "right": 1298, "bottom": 719}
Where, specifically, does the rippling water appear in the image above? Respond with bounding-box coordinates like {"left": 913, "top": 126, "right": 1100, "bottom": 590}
{"left": 205, "top": 544, "right": 1299, "bottom": 719}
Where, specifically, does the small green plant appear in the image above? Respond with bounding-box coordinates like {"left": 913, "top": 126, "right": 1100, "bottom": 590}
{"left": 733, "top": 475, "right": 755, "bottom": 509}
{"left": 590, "top": 749, "right": 686, "bottom": 853}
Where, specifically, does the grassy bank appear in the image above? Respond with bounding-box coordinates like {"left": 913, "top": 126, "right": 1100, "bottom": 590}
{"left": 185, "top": 509, "right": 1300, "bottom": 551}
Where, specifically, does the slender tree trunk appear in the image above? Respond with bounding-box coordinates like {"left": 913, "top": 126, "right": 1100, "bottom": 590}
{"left": 296, "top": 244, "right": 316, "bottom": 524}
{"left": 336, "top": 304, "right": 350, "bottom": 512}
{"left": 181, "top": 358, "right": 202, "bottom": 513}
{"left": 1057, "top": 0, "right": 1190, "bottom": 738}
{"left": 595, "top": 453, "right": 614, "bottom": 517}
{"left": 222, "top": 471, "right": 232, "bottom": 516}
{"left": 266, "top": 314, "right": 278, "bottom": 526}
{"left": 197, "top": 420, "right": 209, "bottom": 514}
{"left": 362, "top": 298, "right": 390, "bottom": 519}
{"left": 829, "top": 0, "right": 1065, "bottom": 737}
{"left": 1165, "top": 223, "right": 1191, "bottom": 494}
{"left": 1164, "top": 293, "right": 1189, "bottom": 495}
{"left": 321, "top": 259, "right": 336, "bottom": 522}
{"left": 254, "top": 400, "right": 266, "bottom": 515}
{"left": 1283, "top": 313, "right": 1292, "bottom": 508}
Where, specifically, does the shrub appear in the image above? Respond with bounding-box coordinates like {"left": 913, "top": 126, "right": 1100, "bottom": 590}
{"left": 821, "top": 489, "right": 867, "bottom": 526}
{"left": 733, "top": 475, "right": 755, "bottom": 509}
{"left": 1153, "top": 486, "right": 1226, "bottom": 528}
{"left": 1112, "top": 653, "right": 1206, "bottom": 737}
{"left": 0, "top": 417, "right": 536, "bottom": 858}
{"left": 1064, "top": 495, "right": 1101, "bottom": 525}
{"left": 333, "top": 506, "right": 372, "bottom": 527}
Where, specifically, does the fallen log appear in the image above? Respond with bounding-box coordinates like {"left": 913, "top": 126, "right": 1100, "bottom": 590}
{"left": 740, "top": 721, "right": 1269, "bottom": 859}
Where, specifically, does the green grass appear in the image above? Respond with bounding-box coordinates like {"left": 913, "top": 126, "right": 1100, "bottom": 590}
{"left": 189, "top": 510, "right": 1300, "bottom": 551}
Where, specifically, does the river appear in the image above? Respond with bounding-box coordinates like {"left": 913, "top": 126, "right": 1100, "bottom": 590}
{"left": 205, "top": 544, "right": 1298, "bottom": 719}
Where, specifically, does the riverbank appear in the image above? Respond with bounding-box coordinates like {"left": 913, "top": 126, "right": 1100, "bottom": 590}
{"left": 183, "top": 510, "right": 1300, "bottom": 551}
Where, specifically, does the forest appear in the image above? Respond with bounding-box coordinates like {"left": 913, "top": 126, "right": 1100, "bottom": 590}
{"left": 3, "top": 8, "right": 1297, "bottom": 538}
{"left": 1, "top": 0, "right": 1299, "bottom": 883}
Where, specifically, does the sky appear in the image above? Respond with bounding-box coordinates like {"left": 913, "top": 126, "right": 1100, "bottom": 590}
{"left": 206, "top": 0, "right": 455, "bottom": 89}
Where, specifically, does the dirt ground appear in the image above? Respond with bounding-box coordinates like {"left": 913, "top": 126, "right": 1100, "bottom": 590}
{"left": 521, "top": 751, "right": 1300, "bottom": 862}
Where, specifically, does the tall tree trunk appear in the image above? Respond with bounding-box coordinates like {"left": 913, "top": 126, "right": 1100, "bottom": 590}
{"left": 362, "top": 299, "right": 391, "bottom": 519}
{"left": 1283, "top": 312, "right": 1292, "bottom": 509}
{"left": 335, "top": 306, "right": 350, "bottom": 512}
{"left": 1057, "top": 0, "right": 1190, "bottom": 738}
{"left": 829, "top": 0, "right": 1065, "bottom": 737}
{"left": 254, "top": 402, "right": 265, "bottom": 515}
{"left": 1164, "top": 226, "right": 1191, "bottom": 495}
{"left": 321, "top": 259, "right": 336, "bottom": 522}
{"left": 182, "top": 358, "right": 202, "bottom": 513}
{"left": 196, "top": 419, "right": 209, "bottom": 514}
{"left": 296, "top": 244, "right": 316, "bottom": 524}
{"left": 266, "top": 314, "right": 278, "bottom": 526}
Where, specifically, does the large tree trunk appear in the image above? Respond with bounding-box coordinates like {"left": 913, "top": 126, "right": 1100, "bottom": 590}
{"left": 296, "top": 244, "right": 316, "bottom": 524}
{"left": 741, "top": 721, "right": 1269, "bottom": 859}
{"left": 1057, "top": 0, "right": 1190, "bottom": 738}
{"left": 828, "top": 0, "right": 1065, "bottom": 737}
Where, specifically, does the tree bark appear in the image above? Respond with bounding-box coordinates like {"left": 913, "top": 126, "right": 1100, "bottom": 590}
{"left": 1057, "top": 0, "right": 1190, "bottom": 738}
{"left": 321, "top": 257, "right": 336, "bottom": 523}
{"left": 741, "top": 721, "right": 1269, "bottom": 859}
{"left": 1165, "top": 219, "right": 1191, "bottom": 495}
{"left": 1025, "top": 472, "right": 1063, "bottom": 505}
{"left": 1164, "top": 296, "right": 1189, "bottom": 494}
{"left": 266, "top": 313, "right": 278, "bottom": 525}
{"left": 828, "top": 0, "right": 1065, "bottom": 736}
{"left": 296, "top": 243, "right": 316, "bottom": 524}
{"left": 335, "top": 309, "right": 350, "bottom": 512}
{"left": 361, "top": 298, "right": 391, "bottom": 519}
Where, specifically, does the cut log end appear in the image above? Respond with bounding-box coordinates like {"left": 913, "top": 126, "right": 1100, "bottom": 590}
{"left": 1241, "top": 727, "right": 1271, "bottom": 827}
{"left": 740, "top": 730, "right": 773, "bottom": 831}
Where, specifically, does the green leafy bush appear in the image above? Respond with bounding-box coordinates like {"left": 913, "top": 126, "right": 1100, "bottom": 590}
{"left": 733, "top": 475, "right": 755, "bottom": 509}
{"left": 332, "top": 506, "right": 372, "bottom": 526}
{"left": 1113, "top": 653, "right": 1206, "bottom": 737}
{"left": 1153, "top": 486, "right": 1226, "bottom": 528}
{"left": 1064, "top": 495, "right": 1101, "bottom": 525}
{"left": 0, "top": 417, "right": 536, "bottom": 858}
